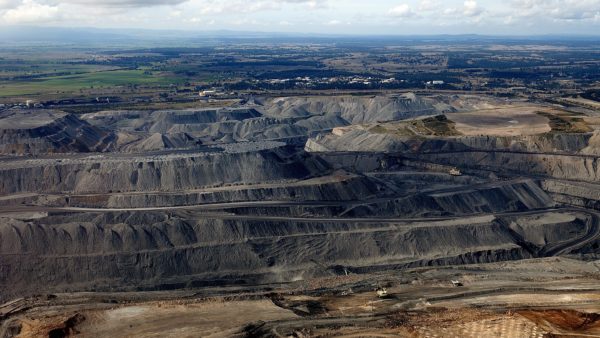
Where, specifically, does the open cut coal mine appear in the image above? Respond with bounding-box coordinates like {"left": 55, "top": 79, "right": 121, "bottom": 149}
{"left": 2, "top": 93, "right": 600, "bottom": 337}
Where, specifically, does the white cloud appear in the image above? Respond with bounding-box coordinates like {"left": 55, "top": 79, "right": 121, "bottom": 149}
{"left": 508, "top": 0, "right": 600, "bottom": 21}
{"left": 64, "top": 0, "right": 187, "bottom": 7}
{"left": 388, "top": 4, "right": 414, "bottom": 17}
{"left": 0, "top": 0, "right": 599, "bottom": 34}
{"left": 190, "top": 0, "right": 328, "bottom": 15}
{"left": 418, "top": 0, "right": 439, "bottom": 12}
{"left": 2, "top": 0, "right": 59, "bottom": 24}
{"left": 0, "top": 0, "right": 20, "bottom": 9}
{"left": 304, "top": 0, "right": 328, "bottom": 10}
{"left": 443, "top": 7, "right": 458, "bottom": 16}
{"left": 463, "top": 0, "right": 482, "bottom": 17}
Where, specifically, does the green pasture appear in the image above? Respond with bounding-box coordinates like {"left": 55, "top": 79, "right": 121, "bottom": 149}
{"left": 0, "top": 69, "right": 184, "bottom": 97}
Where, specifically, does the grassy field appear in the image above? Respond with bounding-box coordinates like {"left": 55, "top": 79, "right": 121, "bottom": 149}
{"left": 0, "top": 62, "right": 119, "bottom": 78}
{"left": 0, "top": 69, "right": 185, "bottom": 97}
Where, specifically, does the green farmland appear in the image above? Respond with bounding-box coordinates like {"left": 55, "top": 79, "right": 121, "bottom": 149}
{"left": 0, "top": 69, "right": 185, "bottom": 98}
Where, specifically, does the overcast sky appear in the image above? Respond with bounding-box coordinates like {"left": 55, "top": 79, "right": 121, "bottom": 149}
{"left": 1, "top": 0, "right": 599, "bottom": 35}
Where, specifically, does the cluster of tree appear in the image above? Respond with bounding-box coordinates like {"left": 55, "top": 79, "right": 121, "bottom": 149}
{"left": 582, "top": 90, "right": 600, "bottom": 102}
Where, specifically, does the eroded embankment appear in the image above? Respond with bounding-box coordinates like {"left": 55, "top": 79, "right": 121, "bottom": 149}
{"left": 0, "top": 146, "right": 328, "bottom": 195}
{"left": 0, "top": 208, "right": 592, "bottom": 302}
{"left": 344, "top": 179, "right": 554, "bottom": 217}
{"left": 306, "top": 127, "right": 596, "bottom": 154}
{"left": 414, "top": 151, "right": 600, "bottom": 181}
{"left": 0, "top": 110, "right": 115, "bottom": 155}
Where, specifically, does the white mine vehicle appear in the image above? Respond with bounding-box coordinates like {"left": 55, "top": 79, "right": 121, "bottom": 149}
{"left": 449, "top": 168, "right": 462, "bottom": 176}
{"left": 376, "top": 288, "right": 388, "bottom": 298}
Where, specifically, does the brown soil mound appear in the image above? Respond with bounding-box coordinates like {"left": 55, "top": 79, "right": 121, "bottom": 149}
{"left": 518, "top": 309, "right": 600, "bottom": 335}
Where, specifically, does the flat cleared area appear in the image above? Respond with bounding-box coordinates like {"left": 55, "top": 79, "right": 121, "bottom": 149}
{"left": 0, "top": 110, "right": 66, "bottom": 130}
{"left": 562, "top": 97, "right": 600, "bottom": 109}
{"left": 448, "top": 105, "right": 552, "bottom": 136}
{"left": 6, "top": 260, "right": 600, "bottom": 338}
{"left": 439, "top": 292, "right": 600, "bottom": 308}
{"left": 70, "top": 301, "right": 296, "bottom": 338}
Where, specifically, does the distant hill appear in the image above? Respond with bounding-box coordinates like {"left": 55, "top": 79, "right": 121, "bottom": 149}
{"left": 1, "top": 26, "right": 600, "bottom": 46}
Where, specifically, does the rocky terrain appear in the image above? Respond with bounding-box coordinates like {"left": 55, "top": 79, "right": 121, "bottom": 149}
{"left": 0, "top": 110, "right": 115, "bottom": 155}
{"left": 2, "top": 93, "right": 600, "bottom": 337}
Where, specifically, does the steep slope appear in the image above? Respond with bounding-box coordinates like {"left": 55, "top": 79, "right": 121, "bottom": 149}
{"left": 263, "top": 93, "right": 439, "bottom": 123}
{"left": 0, "top": 145, "right": 329, "bottom": 194}
{"left": 0, "top": 209, "right": 590, "bottom": 301}
{"left": 0, "top": 109, "right": 115, "bottom": 155}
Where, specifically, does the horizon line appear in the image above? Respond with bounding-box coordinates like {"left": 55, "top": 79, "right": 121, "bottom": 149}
{"left": 2, "top": 25, "right": 600, "bottom": 39}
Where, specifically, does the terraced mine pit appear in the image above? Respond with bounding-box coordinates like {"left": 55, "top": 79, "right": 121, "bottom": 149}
{"left": 2, "top": 93, "right": 600, "bottom": 337}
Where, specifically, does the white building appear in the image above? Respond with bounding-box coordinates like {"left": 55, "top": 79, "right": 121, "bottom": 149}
{"left": 427, "top": 80, "right": 445, "bottom": 85}
{"left": 199, "top": 90, "right": 217, "bottom": 97}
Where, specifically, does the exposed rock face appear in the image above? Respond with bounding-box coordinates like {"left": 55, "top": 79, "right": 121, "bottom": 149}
{"left": 303, "top": 114, "right": 600, "bottom": 188}
{"left": 118, "top": 132, "right": 196, "bottom": 152}
{"left": 82, "top": 108, "right": 263, "bottom": 133}
{"left": 263, "top": 94, "right": 440, "bottom": 123}
{"left": 148, "top": 108, "right": 264, "bottom": 133}
{"left": 344, "top": 179, "right": 554, "bottom": 217}
{"left": 82, "top": 107, "right": 350, "bottom": 151}
{"left": 0, "top": 209, "right": 586, "bottom": 301}
{"left": 306, "top": 128, "right": 594, "bottom": 155}
{"left": 0, "top": 109, "right": 115, "bottom": 155}
{"left": 103, "top": 174, "right": 377, "bottom": 208}
{"left": 542, "top": 180, "right": 600, "bottom": 211}
{"left": 306, "top": 129, "right": 411, "bottom": 153}
{"left": 507, "top": 212, "right": 589, "bottom": 247}
{"left": 0, "top": 145, "right": 329, "bottom": 194}
{"left": 414, "top": 152, "right": 600, "bottom": 182}
{"left": 71, "top": 94, "right": 501, "bottom": 154}
{"left": 1, "top": 93, "right": 600, "bottom": 302}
